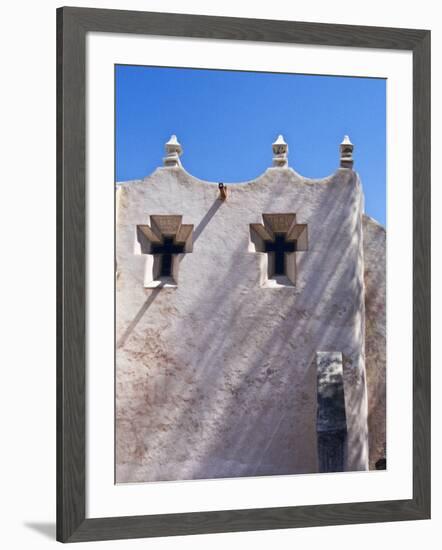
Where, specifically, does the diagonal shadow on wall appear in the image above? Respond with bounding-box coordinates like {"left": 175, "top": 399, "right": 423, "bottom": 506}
{"left": 192, "top": 198, "right": 223, "bottom": 243}
{"left": 117, "top": 287, "right": 163, "bottom": 348}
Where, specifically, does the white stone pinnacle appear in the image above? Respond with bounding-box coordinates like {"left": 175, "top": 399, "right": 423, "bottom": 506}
{"left": 163, "top": 134, "right": 183, "bottom": 167}
{"left": 340, "top": 134, "right": 354, "bottom": 168}
{"left": 272, "top": 134, "right": 289, "bottom": 167}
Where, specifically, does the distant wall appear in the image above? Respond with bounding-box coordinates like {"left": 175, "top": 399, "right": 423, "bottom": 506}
{"left": 363, "top": 215, "right": 387, "bottom": 470}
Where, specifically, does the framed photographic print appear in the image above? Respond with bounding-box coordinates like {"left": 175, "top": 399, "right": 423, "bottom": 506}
{"left": 57, "top": 7, "right": 431, "bottom": 543}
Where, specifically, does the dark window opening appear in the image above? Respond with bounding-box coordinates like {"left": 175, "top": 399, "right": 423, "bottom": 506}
{"left": 151, "top": 237, "right": 185, "bottom": 277}
{"left": 264, "top": 234, "right": 296, "bottom": 275}
{"left": 318, "top": 429, "right": 347, "bottom": 473}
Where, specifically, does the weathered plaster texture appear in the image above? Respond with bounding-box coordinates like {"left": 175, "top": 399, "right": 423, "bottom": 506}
{"left": 363, "top": 214, "right": 386, "bottom": 469}
{"left": 115, "top": 164, "right": 373, "bottom": 483}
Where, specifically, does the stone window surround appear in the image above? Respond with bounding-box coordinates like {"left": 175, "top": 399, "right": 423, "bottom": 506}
{"left": 249, "top": 213, "right": 308, "bottom": 288}
{"left": 135, "top": 215, "right": 193, "bottom": 288}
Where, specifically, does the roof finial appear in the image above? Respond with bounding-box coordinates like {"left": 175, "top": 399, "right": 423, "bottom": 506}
{"left": 163, "top": 134, "right": 183, "bottom": 167}
{"left": 272, "top": 134, "right": 289, "bottom": 168}
{"left": 340, "top": 135, "right": 354, "bottom": 169}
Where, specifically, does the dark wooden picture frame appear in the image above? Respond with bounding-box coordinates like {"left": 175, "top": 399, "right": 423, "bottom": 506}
{"left": 57, "top": 6, "right": 431, "bottom": 543}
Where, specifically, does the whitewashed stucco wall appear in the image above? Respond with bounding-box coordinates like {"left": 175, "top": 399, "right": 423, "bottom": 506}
{"left": 115, "top": 163, "right": 370, "bottom": 482}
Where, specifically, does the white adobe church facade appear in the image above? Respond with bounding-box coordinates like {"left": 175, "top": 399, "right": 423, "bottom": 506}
{"left": 115, "top": 135, "right": 386, "bottom": 483}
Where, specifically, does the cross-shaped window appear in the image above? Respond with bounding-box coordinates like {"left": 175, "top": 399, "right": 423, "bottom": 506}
{"left": 136, "top": 215, "right": 194, "bottom": 287}
{"left": 151, "top": 237, "right": 186, "bottom": 277}
{"left": 264, "top": 235, "right": 296, "bottom": 275}
{"left": 250, "top": 213, "right": 308, "bottom": 287}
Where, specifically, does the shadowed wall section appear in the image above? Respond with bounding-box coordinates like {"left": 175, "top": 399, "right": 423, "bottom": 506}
{"left": 363, "top": 215, "right": 387, "bottom": 470}
{"left": 115, "top": 157, "right": 382, "bottom": 482}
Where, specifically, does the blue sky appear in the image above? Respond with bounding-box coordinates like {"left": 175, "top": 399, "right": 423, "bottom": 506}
{"left": 116, "top": 65, "right": 386, "bottom": 225}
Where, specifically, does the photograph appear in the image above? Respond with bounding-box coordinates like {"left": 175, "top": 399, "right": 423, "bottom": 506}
{"left": 0, "top": 1, "right": 434, "bottom": 546}
{"left": 114, "top": 65, "right": 387, "bottom": 483}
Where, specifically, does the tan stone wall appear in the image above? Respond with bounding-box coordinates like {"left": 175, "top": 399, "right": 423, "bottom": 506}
{"left": 363, "top": 215, "right": 386, "bottom": 470}
{"left": 115, "top": 165, "right": 369, "bottom": 482}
